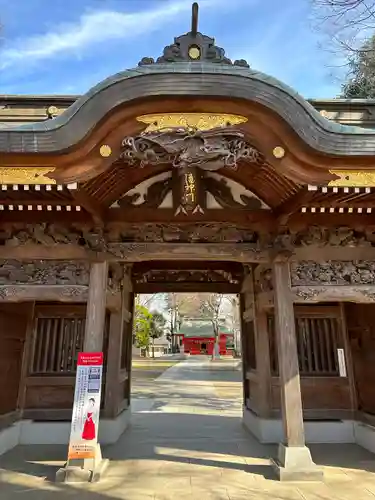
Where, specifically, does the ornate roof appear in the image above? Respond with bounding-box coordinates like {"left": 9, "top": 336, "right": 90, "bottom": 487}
{"left": 1, "top": 2, "right": 375, "bottom": 158}
{"left": 0, "top": 63, "right": 374, "bottom": 156}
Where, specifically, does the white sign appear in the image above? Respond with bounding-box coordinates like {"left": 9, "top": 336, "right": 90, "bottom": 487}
{"left": 337, "top": 348, "right": 347, "bottom": 378}
{"left": 68, "top": 352, "right": 103, "bottom": 460}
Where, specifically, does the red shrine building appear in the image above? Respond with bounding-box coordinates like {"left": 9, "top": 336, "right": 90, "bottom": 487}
{"left": 178, "top": 319, "right": 234, "bottom": 355}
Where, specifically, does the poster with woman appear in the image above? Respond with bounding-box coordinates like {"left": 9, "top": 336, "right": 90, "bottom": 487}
{"left": 68, "top": 352, "right": 103, "bottom": 460}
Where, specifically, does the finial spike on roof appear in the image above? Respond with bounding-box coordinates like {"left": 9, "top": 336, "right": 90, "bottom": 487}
{"left": 137, "top": 0, "right": 249, "bottom": 68}
{"left": 191, "top": 2, "right": 199, "bottom": 36}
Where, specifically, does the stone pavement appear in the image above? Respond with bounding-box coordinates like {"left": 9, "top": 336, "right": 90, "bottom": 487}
{"left": 2, "top": 356, "right": 375, "bottom": 499}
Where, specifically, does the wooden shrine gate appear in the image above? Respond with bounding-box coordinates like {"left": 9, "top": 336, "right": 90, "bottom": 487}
{"left": 3, "top": 2, "right": 375, "bottom": 480}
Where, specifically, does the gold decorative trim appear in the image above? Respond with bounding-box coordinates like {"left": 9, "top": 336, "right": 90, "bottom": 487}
{"left": 272, "top": 146, "right": 285, "bottom": 159}
{"left": 137, "top": 113, "right": 248, "bottom": 132}
{"left": 47, "top": 105, "right": 58, "bottom": 115}
{"left": 188, "top": 45, "right": 201, "bottom": 60}
{"left": 0, "top": 167, "right": 56, "bottom": 185}
{"left": 328, "top": 170, "right": 375, "bottom": 187}
{"left": 100, "top": 144, "right": 112, "bottom": 157}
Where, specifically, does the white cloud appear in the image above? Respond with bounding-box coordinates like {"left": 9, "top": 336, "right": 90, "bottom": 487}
{"left": 0, "top": 0, "right": 227, "bottom": 70}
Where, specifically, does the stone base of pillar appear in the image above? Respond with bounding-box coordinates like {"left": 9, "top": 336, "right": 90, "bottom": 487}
{"left": 56, "top": 444, "right": 109, "bottom": 483}
{"left": 271, "top": 444, "right": 323, "bottom": 482}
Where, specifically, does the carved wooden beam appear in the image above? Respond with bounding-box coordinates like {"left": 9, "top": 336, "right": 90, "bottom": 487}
{"left": 291, "top": 285, "right": 375, "bottom": 303}
{"left": 106, "top": 242, "right": 270, "bottom": 263}
{"left": 290, "top": 259, "right": 375, "bottom": 287}
{"left": 3, "top": 243, "right": 375, "bottom": 264}
{"left": 134, "top": 282, "right": 240, "bottom": 293}
{"left": 0, "top": 245, "right": 102, "bottom": 261}
{"left": 106, "top": 207, "right": 275, "bottom": 227}
{"left": 0, "top": 285, "right": 121, "bottom": 309}
{"left": 0, "top": 243, "right": 270, "bottom": 263}
{"left": 0, "top": 199, "right": 80, "bottom": 207}
{"left": 293, "top": 246, "right": 375, "bottom": 262}
{"left": 0, "top": 285, "right": 89, "bottom": 302}
{"left": 288, "top": 212, "right": 375, "bottom": 229}
{"left": 0, "top": 211, "right": 91, "bottom": 223}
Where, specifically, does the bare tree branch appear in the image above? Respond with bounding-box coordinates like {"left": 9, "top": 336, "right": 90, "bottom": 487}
{"left": 312, "top": 0, "right": 375, "bottom": 54}
{"left": 311, "top": 0, "right": 375, "bottom": 96}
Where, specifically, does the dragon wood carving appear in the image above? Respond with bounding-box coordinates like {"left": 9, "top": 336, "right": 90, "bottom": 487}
{"left": 120, "top": 127, "right": 264, "bottom": 172}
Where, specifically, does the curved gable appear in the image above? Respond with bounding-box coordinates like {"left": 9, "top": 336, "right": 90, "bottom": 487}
{"left": 0, "top": 63, "right": 374, "bottom": 156}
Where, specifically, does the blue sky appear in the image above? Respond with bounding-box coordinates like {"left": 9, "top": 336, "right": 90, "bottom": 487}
{"left": 0, "top": 0, "right": 342, "bottom": 98}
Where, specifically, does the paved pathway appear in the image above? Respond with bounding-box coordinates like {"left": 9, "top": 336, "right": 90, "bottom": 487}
{"left": 2, "top": 356, "right": 375, "bottom": 499}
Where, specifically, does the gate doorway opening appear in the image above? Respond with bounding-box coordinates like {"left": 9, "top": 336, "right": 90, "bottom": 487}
{"left": 130, "top": 290, "right": 243, "bottom": 418}
{"left": 129, "top": 287, "right": 247, "bottom": 476}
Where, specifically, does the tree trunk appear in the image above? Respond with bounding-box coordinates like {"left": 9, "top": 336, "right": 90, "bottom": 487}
{"left": 211, "top": 321, "right": 220, "bottom": 360}
{"left": 152, "top": 337, "right": 155, "bottom": 358}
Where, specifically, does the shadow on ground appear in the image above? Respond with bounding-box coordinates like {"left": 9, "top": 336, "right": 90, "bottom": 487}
{"left": 2, "top": 412, "right": 375, "bottom": 486}
{"left": 1, "top": 357, "right": 375, "bottom": 499}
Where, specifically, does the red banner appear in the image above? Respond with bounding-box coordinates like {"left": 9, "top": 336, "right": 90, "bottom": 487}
{"left": 77, "top": 352, "right": 104, "bottom": 366}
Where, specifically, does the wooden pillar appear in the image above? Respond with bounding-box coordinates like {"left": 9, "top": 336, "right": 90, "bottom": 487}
{"left": 104, "top": 264, "right": 134, "bottom": 418}
{"left": 254, "top": 307, "right": 272, "bottom": 417}
{"left": 271, "top": 257, "right": 322, "bottom": 481}
{"left": 239, "top": 293, "right": 250, "bottom": 406}
{"left": 241, "top": 265, "right": 272, "bottom": 416}
{"left": 124, "top": 292, "right": 135, "bottom": 406}
{"left": 273, "top": 259, "right": 304, "bottom": 447}
{"left": 339, "top": 303, "right": 358, "bottom": 414}
{"left": 17, "top": 302, "right": 36, "bottom": 416}
{"left": 57, "top": 261, "right": 110, "bottom": 483}
{"left": 104, "top": 300, "right": 126, "bottom": 418}
{"left": 84, "top": 262, "right": 108, "bottom": 353}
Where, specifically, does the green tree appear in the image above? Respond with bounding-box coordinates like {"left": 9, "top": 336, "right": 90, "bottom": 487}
{"left": 149, "top": 311, "right": 167, "bottom": 358}
{"left": 342, "top": 35, "right": 375, "bottom": 97}
{"left": 133, "top": 304, "right": 153, "bottom": 355}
